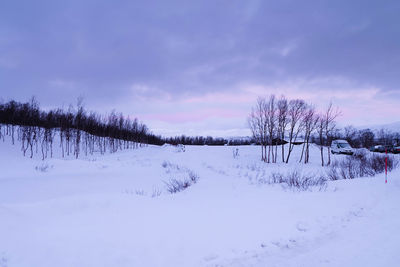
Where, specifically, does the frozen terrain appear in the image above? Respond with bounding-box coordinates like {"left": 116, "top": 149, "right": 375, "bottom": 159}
{"left": 0, "top": 138, "right": 399, "bottom": 267}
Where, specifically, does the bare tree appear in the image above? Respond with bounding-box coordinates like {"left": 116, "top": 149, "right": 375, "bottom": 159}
{"left": 0, "top": 98, "right": 164, "bottom": 159}
{"left": 249, "top": 96, "right": 279, "bottom": 163}
{"left": 276, "top": 96, "right": 289, "bottom": 162}
{"left": 324, "top": 103, "right": 341, "bottom": 165}
{"left": 74, "top": 98, "right": 85, "bottom": 158}
{"left": 344, "top": 125, "right": 360, "bottom": 148}
{"left": 285, "top": 99, "right": 306, "bottom": 163}
{"left": 299, "top": 104, "right": 318, "bottom": 164}
{"left": 248, "top": 97, "right": 268, "bottom": 162}
{"left": 265, "top": 95, "right": 277, "bottom": 163}
{"left": 377, "top": 129, "right": 393, "bottom": 146}
{"left": 317, "top": 113, "right": 325, "bottom": 166}
{"left": 316, "top": 103, "right": 340, "bottom": 166}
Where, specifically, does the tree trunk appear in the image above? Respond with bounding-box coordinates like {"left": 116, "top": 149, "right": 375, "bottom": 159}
{"left": 320, "top": 146, "right": 324, "bottom": 166}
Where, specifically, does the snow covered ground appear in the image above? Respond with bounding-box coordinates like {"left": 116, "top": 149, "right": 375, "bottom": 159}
{"left": 0, "top": 138, "right": 399, "bottom": 267}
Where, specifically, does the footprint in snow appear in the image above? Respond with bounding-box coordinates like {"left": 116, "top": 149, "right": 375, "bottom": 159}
{"left": 296, "top": 221, "right": 310, "bottom": 232}
{"left": 203, "top": 253, "right": 219, "bottom": 262}
{"left": 271, "top": 240, "right": 290, "bottom": 249}
{"left": 0, "top": 252, "right": 8, "bottom": 267}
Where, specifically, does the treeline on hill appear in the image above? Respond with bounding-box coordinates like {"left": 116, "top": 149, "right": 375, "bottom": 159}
{"left": 164, "top": 136, "right": 254, "bottom": 146}
{"left": 0, "top": 98, "right": 254, "bottom": 160}
{"left": 0, "top": 98, "right": 164, "bottom": 159}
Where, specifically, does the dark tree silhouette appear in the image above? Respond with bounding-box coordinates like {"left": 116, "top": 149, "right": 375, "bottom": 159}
{"left": 0, "top": 98, "right": 165, "bottom": 159}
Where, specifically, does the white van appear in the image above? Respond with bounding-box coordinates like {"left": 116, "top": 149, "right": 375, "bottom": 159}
{"left": 331, "top": 140, "right": 354, "bottom": 155}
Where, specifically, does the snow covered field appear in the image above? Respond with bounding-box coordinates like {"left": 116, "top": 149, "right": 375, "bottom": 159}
{"left": 1, "top": 139, "right": 399, "bottom": 267}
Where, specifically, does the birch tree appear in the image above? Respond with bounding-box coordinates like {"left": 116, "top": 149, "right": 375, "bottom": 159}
{"left": 324, "top": 102, "right": 340, "bottom": 165}
{"left": 285, "top": 99, "right": 306, "bottom": 163}
{"left": 277, "top": 96, "right": 289, "bottom": 162}
{"left": 248, "top": 97, "right": 268, "bottom": 162}
{"left": 299, "top": 105, "right": 318, "bottom": 164}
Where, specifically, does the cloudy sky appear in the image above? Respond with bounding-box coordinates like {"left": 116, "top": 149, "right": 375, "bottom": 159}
{"left": 1, "top": 0, "right": 399, "bottom": 136}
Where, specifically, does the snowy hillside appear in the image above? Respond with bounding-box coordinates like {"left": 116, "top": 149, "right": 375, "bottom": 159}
{"left": 0, "top": 137, "right": 399, "bottom": 267}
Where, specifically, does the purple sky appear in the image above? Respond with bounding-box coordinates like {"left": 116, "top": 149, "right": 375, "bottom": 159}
{"left": 1, "top": 0, "right": 400, "bottom": 136}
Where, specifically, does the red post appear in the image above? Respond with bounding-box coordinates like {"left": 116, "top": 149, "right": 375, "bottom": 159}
{"left": 385, "top": 148, "right": 388, "bottom": 183}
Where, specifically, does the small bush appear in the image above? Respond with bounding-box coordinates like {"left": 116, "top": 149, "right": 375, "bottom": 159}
{"left": 123, "top": 187, "right": 162, "bottom": 198}
{"left": 164, "top": 170, "right": 199, "bottom": 194}
{"left": 35, "top": 163, "right": 53, "bottom": 172}
{"left": 164, "top": 178, "right": 192, "bottom": 194}
{"left": 269, "top": 171, "right": 327, "bottom": 191}
{"left": 151, "top": 187, "right": 162, "bottom": 198}
{"left": 232, "top": 148, "right": 239, "bottom": 159}
{"left": 188, "top": 171, "right": 199, "bottom": 183}
{"left": 135, "top": 189, "right": 145, "bottom": 196}
{"left": 162, "top": 162, "right": 199, "bottom": 194}
{"left": 270, "top": 172, "right": 285, "bottom": 184}
{"left": 327, "top": 151, "right": 399, "bottom": 180}
{"left": 326, "top": 166, "right": 340, "bottom": 181}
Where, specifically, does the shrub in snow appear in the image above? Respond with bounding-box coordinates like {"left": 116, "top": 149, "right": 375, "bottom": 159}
{"left": 164, "top": 171, "right": 199, "bottom": 194}
{"left": 35, "top": 163, "right": 53, "bottom": 172}
{"left": 161, "top": 161, "right": 199, "bottom": 194}
{"left": 161, "top": 161, "right": 168, "bottom": 168}
{"left": 269, "top": 173, "right": 285, "bottom": 184}
{"left": 270, "top": 171, "right": 327, "bottom": 191}
{"left": 151, "top": 187, "right": 162, "bottom": 198}
{"left": 174, "top": 144, "right": 185, "bottom": 152}
{"left": 232, "top": 148, "right": 239, "bottom": 159}
{"left": 161, "top": 161, "right": 182, "bottom": 171}
{"left": 164, "top": 178, "right": 192, "bottom": 194}
{"left": 135, "top": 189, "right": 145, "bottom": 196}
{"left": 123, "top": 187, "right": 162, "bottom": 198}
{"left": 327, "top": 151, "right": 399, "bottom": 180}
{"left": 188, "top": 171, "right": 199, "bottom": 183}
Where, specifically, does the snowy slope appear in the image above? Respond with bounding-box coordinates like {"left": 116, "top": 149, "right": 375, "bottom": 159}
{"left": 0, "top": 137, "right": 399, "bottom": 267}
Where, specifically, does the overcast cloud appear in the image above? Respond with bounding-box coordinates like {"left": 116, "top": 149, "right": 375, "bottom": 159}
{"left": 1, "top": 0, "right": 399, "bottom": 136}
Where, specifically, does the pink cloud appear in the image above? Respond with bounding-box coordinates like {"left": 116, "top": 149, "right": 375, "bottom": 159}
{"left": 134, "top": 78, "right": 398, "bottom": 128}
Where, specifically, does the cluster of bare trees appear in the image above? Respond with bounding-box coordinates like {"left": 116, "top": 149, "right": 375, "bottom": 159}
{"left": 248, "top": 95, "right": 340, "bottom": 166}
{"left": 0, "top": 98, "right": 163, "bottom": 159}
